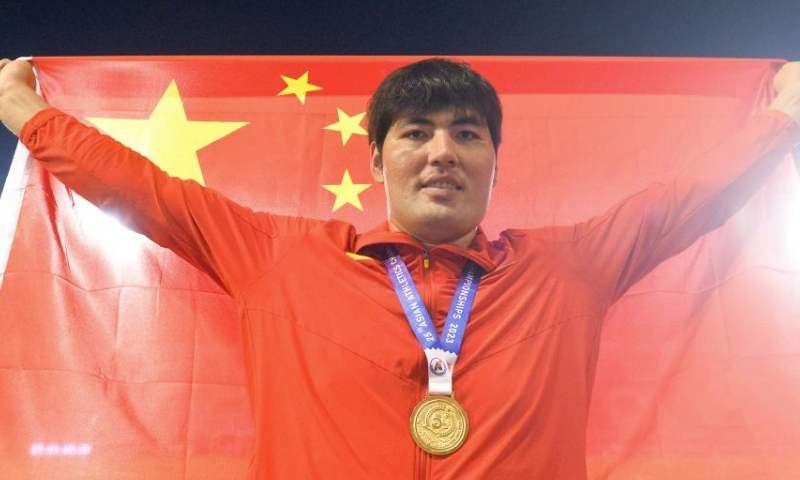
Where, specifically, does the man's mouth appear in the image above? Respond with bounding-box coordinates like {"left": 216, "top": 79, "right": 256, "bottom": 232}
{"left": 423, "top": 181, "right": 462, "bottom": 191}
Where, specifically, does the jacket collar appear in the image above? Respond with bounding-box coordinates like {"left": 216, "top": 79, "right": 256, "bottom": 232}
{"left": 353, "top": 221, "right": 504, "bottom": 272}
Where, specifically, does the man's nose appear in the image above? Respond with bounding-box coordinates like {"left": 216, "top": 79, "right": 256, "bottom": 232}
{"left": 427, "top": 130, "right": 458, "bottom": 167}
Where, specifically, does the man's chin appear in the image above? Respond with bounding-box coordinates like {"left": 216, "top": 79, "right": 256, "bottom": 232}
{"left": 413, "top": 209, "right": 461, "bottom": 228}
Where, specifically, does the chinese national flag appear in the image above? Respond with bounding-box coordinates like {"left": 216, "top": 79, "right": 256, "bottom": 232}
{"left": 1, "top": 56, "right": 800, "bottom": 479}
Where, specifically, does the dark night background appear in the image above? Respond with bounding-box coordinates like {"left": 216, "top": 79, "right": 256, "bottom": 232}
{"left": 3, "top": 0, "right": 800, "bottom": 188}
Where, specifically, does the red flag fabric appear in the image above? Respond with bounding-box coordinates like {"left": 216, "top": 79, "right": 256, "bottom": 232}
{"left": 1, "top": 56, "right": 799, "bottom": 479}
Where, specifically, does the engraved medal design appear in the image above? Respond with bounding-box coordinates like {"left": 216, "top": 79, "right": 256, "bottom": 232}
{"left": 410, "top": 396, "right": 469, "bottom": 455}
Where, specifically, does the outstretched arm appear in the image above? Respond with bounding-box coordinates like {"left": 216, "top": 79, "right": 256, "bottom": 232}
{"left": 548, "top": 62, "right": 800, "bottom": 304}
{"left": 0, "top": 58, "right": 323, "bottom": 296}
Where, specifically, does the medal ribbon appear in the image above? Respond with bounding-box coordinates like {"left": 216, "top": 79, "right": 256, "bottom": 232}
{"left": 384, "top": 246, "right": 482, "bottom": 395}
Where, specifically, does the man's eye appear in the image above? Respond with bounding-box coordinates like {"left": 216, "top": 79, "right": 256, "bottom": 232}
{"left": 405, "top": 130, "right": 427, "bottom": 140}
{"left": 457, "top": 130, "right": 479, "bottom": 140}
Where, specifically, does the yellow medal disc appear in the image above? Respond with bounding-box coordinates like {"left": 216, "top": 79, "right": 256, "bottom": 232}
{"left": 410, "top": 395, "right": 469, "bottom": 455}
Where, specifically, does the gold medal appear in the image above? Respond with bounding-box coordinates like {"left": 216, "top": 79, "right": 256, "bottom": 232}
{"left": 410, "top": 395, "right": 469, "bottom": 455}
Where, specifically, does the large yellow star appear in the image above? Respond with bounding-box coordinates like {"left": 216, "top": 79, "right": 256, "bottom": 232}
{"left": 278, "top": 71, "right": 322, "bottom": 104}
{"left": 86, "top": 80, "right": 247, "bottom": 186}
{"left": 322, "top": 170, "right": 371, "bottom": 212}
{"left": 324, "top": 108, "right": 368, "bottom": 145}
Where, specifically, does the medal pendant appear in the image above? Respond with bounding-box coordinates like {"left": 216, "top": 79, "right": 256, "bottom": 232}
{"left": 410, "top": 395, "right": 469, "bottom": 455}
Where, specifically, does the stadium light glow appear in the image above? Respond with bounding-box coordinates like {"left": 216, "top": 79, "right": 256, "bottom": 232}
{"left": 29, "top": 443, "right": 92, "bottom": 456}
{"left": 74, "top": 194, "right": 146, "bottom": 264}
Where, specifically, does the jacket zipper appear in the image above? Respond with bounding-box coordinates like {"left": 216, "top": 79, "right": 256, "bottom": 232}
{"left": 418, "top": 250, "right": 432, "bottom": 480}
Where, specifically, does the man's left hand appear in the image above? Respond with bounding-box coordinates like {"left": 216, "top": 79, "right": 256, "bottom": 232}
{"left": 769, "top": 62, "right": 800, "bottom": 125}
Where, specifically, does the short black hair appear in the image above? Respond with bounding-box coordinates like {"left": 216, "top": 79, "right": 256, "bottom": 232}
{"left": 367, "top": 58, "right": 502, "bottom": 152}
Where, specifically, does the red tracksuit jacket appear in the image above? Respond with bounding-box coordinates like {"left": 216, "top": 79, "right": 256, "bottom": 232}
{"left": 21, "top": 107, "right": 799, "bottom": 479}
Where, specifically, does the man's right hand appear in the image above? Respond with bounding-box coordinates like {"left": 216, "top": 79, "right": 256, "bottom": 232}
{"left": 0, "top": 59, "right": 36, "bottom": 95}
{"left": 0, "top": 58, "right": 49, "bottom": 136}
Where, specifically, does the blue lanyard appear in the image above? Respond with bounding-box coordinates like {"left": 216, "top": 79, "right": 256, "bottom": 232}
{"left": 383, "top": 246, "right": 482, "bottom": 395}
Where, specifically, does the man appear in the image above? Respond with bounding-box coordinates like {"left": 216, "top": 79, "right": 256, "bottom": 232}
{"left": 1, "top": 57, "right": 799, "bottom": 479}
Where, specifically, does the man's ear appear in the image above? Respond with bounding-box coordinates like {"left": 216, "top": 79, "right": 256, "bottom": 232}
{"left": 370, "top": 141, "right": 385, "bottom": 183}
{"left": 492, "top": 160, "right": 498, "bottom": 187}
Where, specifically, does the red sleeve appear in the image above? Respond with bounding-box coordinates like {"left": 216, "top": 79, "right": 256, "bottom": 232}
{"left": 544, "top": 110, "right": 800, "bottom": 304}
{"left": 20, "top": 108, "right": 324, "bottom": 296}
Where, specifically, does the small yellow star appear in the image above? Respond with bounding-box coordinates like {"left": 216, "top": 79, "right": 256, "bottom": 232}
{"left": 324, "top": 108, "right": 368, "bottom": 145}
{"left": 278, "top": 71, "right": 322, "bottom": 104}
{"left": 86, "top": 80, "right": 247, "bottom": 185}
{"left": 322, "top": 170, "right": 372, "bottom": 212}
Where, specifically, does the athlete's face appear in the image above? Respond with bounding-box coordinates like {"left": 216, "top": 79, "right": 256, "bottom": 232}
{"left": 370, "top": 109, "right": 498, "bottom": 247}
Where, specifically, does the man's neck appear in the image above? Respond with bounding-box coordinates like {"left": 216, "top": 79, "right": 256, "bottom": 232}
{"left": 387, "top": 221, "right": 477, "bottom": 250}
